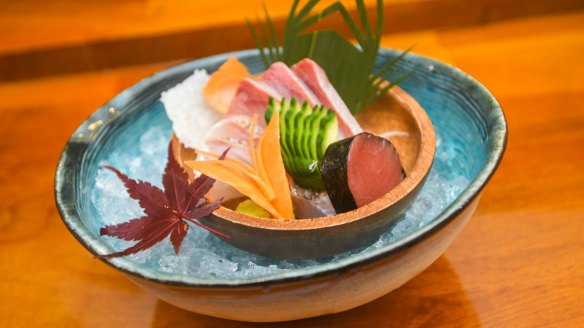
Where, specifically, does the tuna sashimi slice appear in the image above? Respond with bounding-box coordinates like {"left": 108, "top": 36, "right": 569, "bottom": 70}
{"left": 347, "top": 133, "right": 403, "bottom": 207}
{"left": 227, "top": 61, "right": 321, "bottom": 121}
{"left": 262, "top": 62, "right": 319, "bottom": 106}
{"left": 292, "top": 58, "right": 362, "bottom": 137}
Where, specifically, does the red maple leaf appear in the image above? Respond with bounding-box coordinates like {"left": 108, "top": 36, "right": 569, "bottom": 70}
{"left": 97, "top": 142, "right": 228, "bottom": 259}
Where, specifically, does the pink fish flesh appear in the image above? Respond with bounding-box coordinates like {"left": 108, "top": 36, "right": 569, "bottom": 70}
{"left": 261, "top": 62, "right": 319, "bottom": 106}
{"left": 292, "top": 58, "right": 363, "bottom": 137}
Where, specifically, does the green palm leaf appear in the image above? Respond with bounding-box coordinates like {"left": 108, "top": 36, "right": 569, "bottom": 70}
{"left": 247, "top": 0, "right": 411, "bottom": 115}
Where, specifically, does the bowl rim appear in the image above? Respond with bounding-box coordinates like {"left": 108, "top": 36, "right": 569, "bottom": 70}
{"left": 54, "top": 48, "right": 507, "bottom": 288}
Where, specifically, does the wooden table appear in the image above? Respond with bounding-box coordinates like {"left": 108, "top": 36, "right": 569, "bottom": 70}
{"left": 1, "top": 10, "right": 583, "bottom": 327}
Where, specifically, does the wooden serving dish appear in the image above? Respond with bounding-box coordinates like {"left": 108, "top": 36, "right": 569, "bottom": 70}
{"left": 176, "top": 86, "right": 436, "bottom": 259}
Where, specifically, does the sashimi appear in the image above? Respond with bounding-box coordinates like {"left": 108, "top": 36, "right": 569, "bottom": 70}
{"left": 261, "top": 62, "right": 319, "bottom": 106}
{"left": 227, "top": 78, "right": 280, "bottom": 121}
{"left": 292, "top": 58, "right": 362, "bottom": 137}
{"left": 289, "top": 180, "right": 336, "bottom": 218}
{"left": 321, "top": 132, "right": 404, "bottom": 213}
{"left": 226, "top": 61, "right": 319, "bottom": 120}
{"left": 205, "top": 115, "right": 263, "bottom": 164}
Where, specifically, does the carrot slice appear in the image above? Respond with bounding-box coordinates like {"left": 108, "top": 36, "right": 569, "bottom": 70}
{"left": 248, "top": 115, "right": 276, "bottom": 200}
{"left": 186, "top": 160, "right": 282, "bottom": 219}
{"left": 188, "top": 108, "right": 293, "bottom": 220}
{"left": 203, "top": 57, "right": 250, "bottom": 114}
{"left": 193, "top": 150, "right": 274, "bottom": 199}
{"left": 194, "top": 153, "right": 277, "bottom": 204}
{"left": 258, "top": 110, "right": 294, "bottom": 219}
{"left": 194, "top": 149, "right": 256, "bottom": 175}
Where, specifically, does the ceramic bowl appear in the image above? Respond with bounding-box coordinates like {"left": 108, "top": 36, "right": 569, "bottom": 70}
{"left": 55, "top": 48, "right": 507, "bottom": 322}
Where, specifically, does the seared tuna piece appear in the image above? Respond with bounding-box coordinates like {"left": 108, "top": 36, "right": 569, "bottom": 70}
{"left": 321, "top": 132, "right": 404, "bottom": 213}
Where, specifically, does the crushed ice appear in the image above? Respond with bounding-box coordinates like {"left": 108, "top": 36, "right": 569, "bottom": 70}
{"left": 91, "top": 125, "right": 469, "bottom": 279}
{"left": 160, "top": 70, "right": 222, "bottom": 149}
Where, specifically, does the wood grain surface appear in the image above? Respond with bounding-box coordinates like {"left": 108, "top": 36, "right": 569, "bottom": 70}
{"left": 1, "top": 7, "right": 584, "bottom": 328}
{"left": 1, "top": 0, "right": 583, "bottom": 82}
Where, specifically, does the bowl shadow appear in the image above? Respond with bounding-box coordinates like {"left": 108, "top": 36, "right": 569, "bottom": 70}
{"left": 150, "top": 256, "right": 479, "bottom": 327}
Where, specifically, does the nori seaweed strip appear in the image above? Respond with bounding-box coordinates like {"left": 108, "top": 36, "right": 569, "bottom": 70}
{"left": 320, "top": 136, "right": 358, "bottom": 213}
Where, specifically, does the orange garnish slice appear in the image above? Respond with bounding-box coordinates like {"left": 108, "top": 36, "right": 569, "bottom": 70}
{"left": 203, "top": 57, "right": 250, "bottom": 114}
{"left": 187, "top": 111, "right": 294, "bottom": 220}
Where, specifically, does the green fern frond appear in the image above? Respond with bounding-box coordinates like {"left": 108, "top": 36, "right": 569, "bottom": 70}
{"left": 248, "top": 0, "right": 412, "bottom": 115}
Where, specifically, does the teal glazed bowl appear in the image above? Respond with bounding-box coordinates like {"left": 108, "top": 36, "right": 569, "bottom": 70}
{"left": 55, "top": 49, "right": 507, "bottom": 322}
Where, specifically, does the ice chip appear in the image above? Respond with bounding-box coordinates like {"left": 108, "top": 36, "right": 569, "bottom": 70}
{"left": 140, "top": 126, "right": 167, "bottom": 155}
{"left": 160, "top": 255, "right": 189, "bottom": 275}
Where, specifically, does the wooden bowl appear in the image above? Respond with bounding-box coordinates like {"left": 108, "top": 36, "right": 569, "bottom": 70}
{"left": 193, "top": 85, "right": 435, "bottom": 259}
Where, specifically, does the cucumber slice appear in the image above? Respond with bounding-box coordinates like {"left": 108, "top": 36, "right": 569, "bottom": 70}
{"left": 265, "top": 97, "right": 338, "bottom": 190}
{"left": 285, "top": 99, "right": 301, "bottom": 160}
{"left": 317, "top": 109, "right": 338, "bottom": 158}
{"left": 309, "top": 106, "right": 328, "bottom": 161}
{"left": 297, "top": 101, "right": 312, "bottom": 160}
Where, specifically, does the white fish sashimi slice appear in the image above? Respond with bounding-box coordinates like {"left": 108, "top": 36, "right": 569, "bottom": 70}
{"left": 292, "top": 58, "right": 363, "bottom": 137}
{"left": 204, "top": 115, "right": 264, "bottom": 164}
{"left": 289, "top": 180, "right": 336, "bottom": 218}
{"left": 160, "top": 69, "right": 222, "bottom": 149}
{"left": 205, "top": 139, "right": 252, "bottom": 165}
{"left": 203, "top": 115, "right": 265, "bottom": 203}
